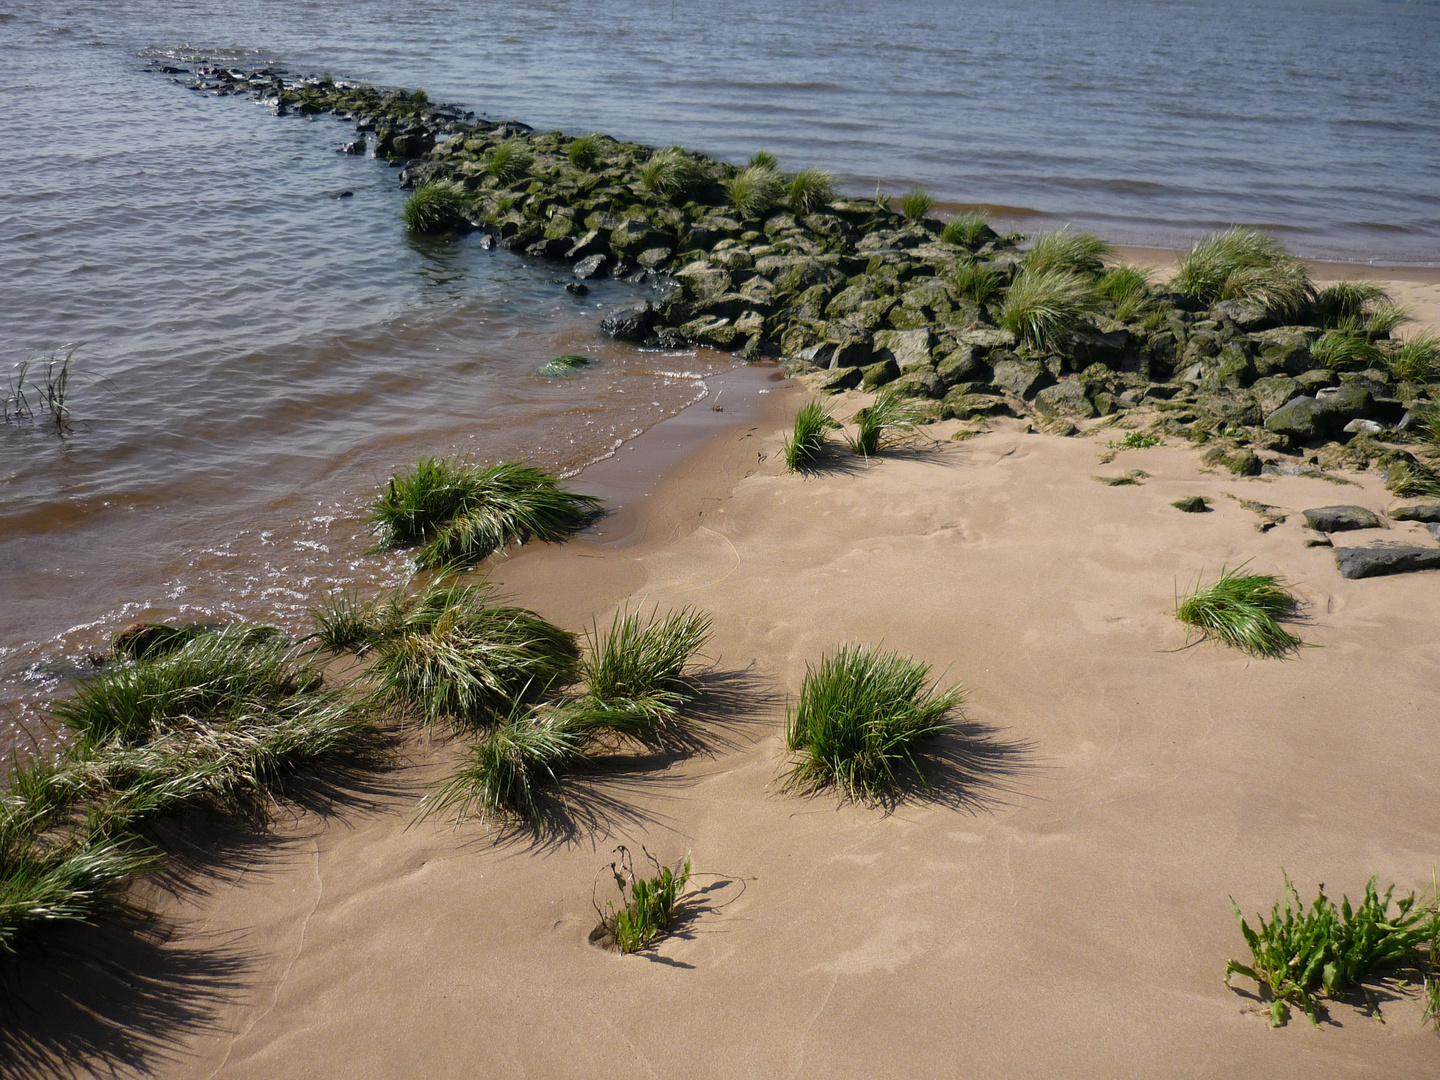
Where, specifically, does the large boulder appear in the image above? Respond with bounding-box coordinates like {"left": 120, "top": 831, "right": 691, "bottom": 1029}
{"left": 1034, "top": 379, "right": 1097, "bottom": 419}
{"left": 600, "top": 304, "right": 656, "bottom": 342}
{"left": 1263, "top": 385, "right": 1374, "bottom": 442}
{"left": 1251, "top": 374, "right": 1300, "bottom": 416}
{"left": 871, "top": 328, "right": 934, "bottom": 372}
{"left": 1302, "top": 505, "right": 1383, "bottom": 532}
{"left": 861, "top": 358, "right": 900, "bottom": 390}
{"left": 991, "top": 358, "right": 1054, "bottom": 398}
{"left": 1390, "top": 502, "right": 1440, "bottom": 523}
{"left": 1334, "top": 546, "right": 1440, "bottom": 579}
{"left": 936, "top": 345, "right": 988, "bottom": 386}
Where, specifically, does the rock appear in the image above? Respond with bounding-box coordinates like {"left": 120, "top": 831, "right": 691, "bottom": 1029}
{"left": 565, "top": 229, "right": 608, "bottom": 260}
{"left": 797, "top": 366, "right": 862, "bottom": 393}
{"left": 956, "top": 327, "right": 1017, "bottom": 355}
{"left": 1072, "top": 328, "right": 1129, "bottom": 368}
{"left": 1263, "top": 385, "right": 1374, "bottom": 442}
{"left": 1172, "top": 496, "right": 1210, "bottom": 513}
{"left": 1034, "top": 379, "right": 1097, "bottom": 419}
{"left": 861, "top": 358, "right": 900, "bottom": 390}
{"left": 991, "top": 359, "right": 1054, "bottom": 398}
{"left": 829, "top": 338, "right": 874, "bottom": 369}
{"left": 936, "top": 346, "right": 986, "bottom": 386}
{"left": 889, "top": 368, "right": 944, "bottom": 399}
{"left": 1343, "top": 418, "right": 1384, "bottom": 435}
{"left": 1295, "top": 368, "right": 1336, "bottom": 391}
{"left": 572, "top": 253, "right": 607, "bottom": 279}
{"left": 112, "top": 622, "right": 197, "bottom": 660}
{"left": 637, "top": 246, "right": 673, "bottom": 269}
{"left": 1334, "top": 546, "right": 1440, "bottom": 579}
{"left": 340, "top": 138, "right": 366, "bottom": 154}
{"left": 599, "top": 304, "right": 655, "bottom": 342}
{"left": 1227, "top": 449, "right": 1262, "bottom": 476}
{"left": 1389, "top": 502, "right": 1440, "bottom": 523}
{"left": 871, "top": 328, "right": 934, "bottom": 372}
{"left": 1210, "top": 299, "right": 1271, "bottom": 331}
{"left": 1303, "top": 505, "right": 1384, "bottom": 532}
{"left": 565, "top": 282, "right": 588, "bottom": 298}
{"left": 1250, "top": 375, "right": 1300, "bottom": 416}
{"left": 942, "top": 391, "right": 1011, "bottom": 419}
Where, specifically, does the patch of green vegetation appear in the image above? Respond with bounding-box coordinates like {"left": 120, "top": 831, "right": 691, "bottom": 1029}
{"left": 368, "top": 458, "right": 600, "bottom": 569}
{"left": 1386, "top": 458, "right": 1440, "bottom": 499}
{"left": 998, "top": 267, "right": 1099, "bottom": 347}
{"left": 940, "top": 210, "right": 991, "bottom": 247}
{"left": 782, "top": 643, "right": 965, "bottom": 803}
{"left": 1176, "top": 565, "right": 1302, "bottom": 658}
{"left": 410, "top": 88, "right": 428, "bottom": 105}
{"left": 1097, "top": 263, "right": 1154, "bottom": 320}
{"left": 310, "top": 589, "right": 378, "bottom": 654}
{"left": 783, "top": 399, "right": 838, "bottom": 471}
{"left": 1023, "top": 228, "right": 1112, "bottom": 277}
{"left": 639, "top": 146, "right": 704, "bottom": 199}
{"left": 1384, "top": 331, "right": 1439, "bottom": 385}
{"left": 747, "top": 149, "right": 778, "bottom": 170}
{"left": 595, "top": 846, "right": 691, "bottom": 953}
{"left": 1312, "top": 328, "right": 1384, "bottom": 372}
{"left": 1107, "top": 430, "right": 1162, "bottom": 451}
{"left": 1226, "top": 873, "right": 1440, "bottom": 1027}
{"left": 846, "top": 388, "right": 922, "bottom": 457}
{"left": 901, "top": 186, "right": 935, "bottom": 221}
{"left": 1365, "top": 301, "right": 1411, "bottom": 336}
{"left": 566, "top": 133, "right": 602, "bottom": 168}
{"left": 1170, "top": 228, "right": 1313, "bottom": 321}
{"left": 484, "top": 142, "right": 533, "bottom": 183}
{"left": 726, "top": 165, "right": 786, "bottom": 220}
{"left": 952, "top": 260, "right": 1003, "bottom": 305}
{"left": 786, "top": 168, "right": 836, "bottom": 216}
{"left": 1314, "top": 281, "right": 1390, "bottom": 328}
{"left": 534, "top": 354, "right": 596, "bottom": 378}
{"left": 401, "top": 182, "right": 471, "bottom": 234}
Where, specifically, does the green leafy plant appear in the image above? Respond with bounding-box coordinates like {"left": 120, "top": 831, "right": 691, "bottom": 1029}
{"left": 534, "top": 354, "right": 596, "bottom": 377}
{"left": 484, "top": 142, "right": 533, "bottom": 183}
{"left": 566, "top": 133, "right": 602, "bottom": 168}
{"left": 901, "top": 186, "right": 935, "bottom": 221}
{"left": 1107, "top": 430, "right": 1162, "bottom": 450}
{"left": 1176, "top": 565, "right": 1303, "bottom": 658}
{"left": 846, "top": 388, "right": 922, "bottom": 457}
{"left": 786, "top": 168, "right": 836, "bottom": 216}
{"left": 1170, "top": 228, "right": 1313, "bottom": 320}
{"left": 726, "top": 165, "right": 786, "bottom": 220}
{"left": 783, "top": 643, "right": 965, "bottom": 803}
{"left": 998, "top": 267, "right": 1098, "bottom": 347}
{"left": 952, "top": 261, "right": 1003, "bottom": 305}
{"left": 1226, "top": 873, "right": 1440, "bottom": 1027}
{"left": 783, "top": 399, "right": 839, "bottom": 470}
{"left": 638, "top": 147, "right": 704, "bottom": 200}
{"left": 368, "top": 458, "right": 600, "bottom": 569}
{"left": 940, "top": 210, "right": 991, "bottom": 247}
{"left": 401, "top": 181, "right": 471, "bottom": 234}
{"left": 595, "top": 846, "right": 691, "bottom": 953}
{"left": 1024, "top": 228, "right": 1112, "bottom": 277}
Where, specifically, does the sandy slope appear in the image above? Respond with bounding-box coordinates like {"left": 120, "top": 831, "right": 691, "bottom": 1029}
{"left": 24, "top": 277, "right": 1440, "bottom": 1079}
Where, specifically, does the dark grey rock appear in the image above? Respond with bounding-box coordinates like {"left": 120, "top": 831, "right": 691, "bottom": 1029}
{"left": 599, "top": 304, "right": 655, "bottom": 342}
{"left": 572, "top": 253, "right": 606, "bottom": 279}
{"left": 1172, "top": 496, "right": 1210, "bottom": 513}
{"left": 1034, "top": 379, "right": 1097, "bottom": 419}
{"left": 565, "top": 282, "right": 588, "bottom": 298}
{"left": 1389, "top": 503, "right": 1440, "bottom": 523}
{"left": 1303, "top": 505, "right": 1383, "bottom": 532}
{"left": 830, "top": 339, "right": 874, "bottom": 369}
{"left": 1263, "top": 385, "right": 1374, "bottom": 442}
{"left": 1334, "top": 546, "right": 1440, "bottom": 579}
{"left": 991, "top": 358, "right": 1054, "bottom": 398}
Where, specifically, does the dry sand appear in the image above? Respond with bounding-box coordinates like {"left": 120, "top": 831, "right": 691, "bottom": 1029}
{"left": 18, "top": 272, "right": 1440, "bottom": 1078}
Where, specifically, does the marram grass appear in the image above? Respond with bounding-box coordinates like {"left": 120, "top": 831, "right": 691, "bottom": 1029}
{"left": 786, "top": 168, "right": 835, "bottom": 216}
{"left": 1314, "top": 281, "right": 1390, "bottom": 328}
{"left": 401, "top": 182, "right": 471, "bottom": 234}
{"left": 1023, "top": 228, "right": 1111, "bottom": 277}
{"left": 783, "top": 643, "right": 966, "bottom": 803}
{"left": 1171, "top": 228, "right": 1313, "bottom": 320}
{"left": 901, "top": 186, "right": 935, "bottom": 221}
{"left": 952, "top": 260, "right": 1003, "bottom": 305}
{"left": 998, "top": 266, "right": 1098, "bottom": 347}
{"left": 566, "top": 133, "right": 602, "bottom": 168}
{"left": 1385, "top": 331, "right": 1440, "bottom": 384}
{"left": 783, "top": 399, "right": 838, "bottom": 471}
{"left": 1175, "top": 566, "right": 1303, "bottom": 658}
{"left": 726, "top": 165, "right": 786, "bottom": 221}
{"left": 484, "top": 141, "right": 533, "bottom": 183}
{"left": 941, "top": 210, "right": 991, "bottom": 248}
{"left": 846, "top": 389, "right": 922, "bottom": 458}
{"left": 639, "top": 147, "right": 704, "bottom": 199}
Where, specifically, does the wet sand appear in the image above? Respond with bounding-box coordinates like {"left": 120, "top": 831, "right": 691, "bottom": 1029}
{"left": 19, "top": 271, "right": 1440, "bottom": 1078}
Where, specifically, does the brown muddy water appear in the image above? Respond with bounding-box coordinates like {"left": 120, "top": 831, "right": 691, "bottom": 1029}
{"left": 3, "top": 0, "right": 1439, "bottom": 748}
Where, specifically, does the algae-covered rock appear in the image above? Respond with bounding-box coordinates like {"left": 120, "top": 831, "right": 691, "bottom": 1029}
{"left": 991, "top": 358, "right": 1054, "bottom": 399}
{"left": 1034, "top": 379, "right": 1097, "bottom": 419}
{"left": 1264, "top": 385, "right": 1374, "bottom": 442}
{"left": 1303, "top": 505, "right": 1383, "bottom": 532}
{"left": 936, "top": 345, "right": 987, "bottom": 386}
{"left": 1172, "top": 496, "right": 1210, "bottom": 513}
{"left": 861, "top": 358, "right": 900, "bottom": 390}
{"left": 889, "top": 368, "right": 944, "bottom": 399}
{"left": 1251, "top": 374, "right": 1301, "bottom": 416}
{"left": 1389, "top": 502, "right": 1440, "bottom": 523}
{"left": 871, "top": 328, "right": 934, "bottom": 372}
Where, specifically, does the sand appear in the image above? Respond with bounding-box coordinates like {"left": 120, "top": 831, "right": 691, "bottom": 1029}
{"left": 16, "top": 272, "right": 1440, "bottom": 1078}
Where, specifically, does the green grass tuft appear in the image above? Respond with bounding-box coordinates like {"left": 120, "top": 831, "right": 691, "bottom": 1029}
{"left": 1098, "top": 263, "right": 1154, "bottom": 320}
{"left": 952, "top": 260, "right": 1003, "bottom": 304}
{"left": 401, "top": 182, "right": 470, "bottom": 234}
{"left": 566, "top": 133, "right": 602, "bottom": 168}
{"left": 1024, "top": 228, "right": 1112, "bottom": 277}
{"left": 783, "top": 643, "right": 966, "bottom": 803}
{"left": 596, "top": 846, "right": 691, "bottom": 953}
{"left": 638, "top": 147, "right": 704, "bottom": 200}
{"left": 786, "top": 168, "right": 836, "bottom": 216}
{"left": 940, "top": 210, "right": 991, "bottom": 247}
{"left": 783, "top": 399, "right": 838, "bottom": 471}
{"left": 574, "top": 606, "right": 712, "bottom": 742}
{"left": 901, "top": 186, "right": 935, "bottom": 221}
{"left": 310, "top": 589, "right": 380, "bottom": 654}
{"left": 748, "top": 149, "right": 778, "bottom": 170}
{"left": 1176, "top": 565, "right": 1303, "bottom": 658}
{"left": 1171, "top": 228, "right": 1313, "bottom": 320}
{"left": 846, "top": 388, "right": 922, "bottom": 457}
{"left": 1314, "top": 281, "right": 1391, "bottom": 327}
{"left": 1226, "top": 873, "right": 1440, "bottom": 1027}
{"left": 1312, "top": 328, "right": 1384, "bottom": 372}
{"left": 997, "top": 266, "right": 1098, "bottom": 347}
{"left": 484, "top": 142, "right": 533, "bottom": 183}
{"left": 1385, "top": 331, "right": 1440, "bottom": 384}
{"left": 534, "top": 354, "right": 596, "bottom": 378}
{"left": 1365, "top": 301, "right": 1411, "bottom": 336}
{"left": 368, "top": 458, "right": 600, "bottom": 569}
{"left": 726, "top": 165, "right": 786, "bottom": 220}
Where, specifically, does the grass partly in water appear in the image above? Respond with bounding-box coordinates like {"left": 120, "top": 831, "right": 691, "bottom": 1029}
{"left": 534, "top": 354, "right": 596, "bottom": 378}
{"left": 401, "top": 182, "right": 470, "bottom": 234}
{"left": 1176, "top": 566, "right": 1303, "bottom": 658}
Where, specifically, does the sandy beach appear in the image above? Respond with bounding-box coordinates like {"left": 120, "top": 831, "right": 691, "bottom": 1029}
{"left": 15, "top": 264, "right": 1440, "bottom": 1080}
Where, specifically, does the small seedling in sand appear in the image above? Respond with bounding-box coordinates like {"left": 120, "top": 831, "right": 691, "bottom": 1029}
{"left": 1226, "top": 873, "right": 1440, "bottom": 1027}
{"left": 782, "top": 643, "right": 966, "bottom": 803}
{"left": 786, "top": 168, "right": 835, "bottom": 215}
{"left": 534, "top": 354, "right": 596, "bottom": 378}
{"left": 846, "top": 389, "right": 921, "bottom": 457}
{"left": 369, "top": 458, "right": 600, "bottom": 569}
{"left": 1172, "top": 496, "right": 1210, "bottom": 513}
{"left": 783, "top": 399, "right": 838, "bottom": 471}
{"left": 592, "top": 846, "right": 691, "bottom": 953}
{"left": 1091, "top": 470, "right": 1149, "bottom": 486}
{"left": 401, "top": 182, "right": 470, "bottom": 234}
{"left": 1175, "top": 565, "right": 1303, "bottom": 658}
{"left": 940, "top": 210, "right": 991, "bottom": 248}
{"left": 1107, "top": 431, "right": 1162, "bottom": 451}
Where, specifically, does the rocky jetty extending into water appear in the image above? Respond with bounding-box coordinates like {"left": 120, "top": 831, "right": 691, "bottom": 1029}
{"left": 163, "top": 64, "right": 1440, "bottom": 498}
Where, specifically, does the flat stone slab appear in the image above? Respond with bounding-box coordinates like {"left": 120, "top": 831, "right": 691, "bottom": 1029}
{"left": 1334, "top": 545, "right": 1440, "bottom": 579}
{"left": 1303, "top": 505, "right": 1383, "bottom": 532}
{"left": 1390, "top": 502, "right": 1440, "bottom": 524}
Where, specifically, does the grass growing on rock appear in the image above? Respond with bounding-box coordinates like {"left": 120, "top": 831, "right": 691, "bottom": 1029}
{"left": 401, "top": 182, "right": 470, "bottom": 233}
{"left": 1171, "top": 227, "right": 1313, "bottom": 320}
{"left": 639, "top": 147, "right": 704, "bottom": 199}
{"left": 1098, "top": 263, "right": 1154, "bottom": 319}
{"left": 565, "top": 133, "right": 602, "bottom": 168}
{"left": 998, "top": 267, "right": 1098, "bottom": 347}
{"left": 952, "top": 260, "right": 1003, "bottom": 304}
{"left": 786, "top": 168, "right": 835, "bottom": 215}
{"left": 1313, "top": 328, "right": 1384, "bottom": 371}
{"left": 1176, "top": 566, "right": 1303, "bottom": 658}
{"left": 748, "top": 149, "right": 778, "bottom": 170}
{"left": 1226, "top": 873, "right": 1440, "bottom": 1027}
{"left": 783, "top": 643, "right": 966, "bottom": 803}
{"left": 369, "top": 458, "right": 600, "bottom": 569}
{"left": 593, "top": 846, "right": 691, "bottom": 953}
{"left": 941, "top": 210, "right": 991, "bottom": 247}
{"left": 726, "top": 165, "right": 786, "bottom": 220}
{"left": 901, "top": 186, "right": 935, "bottom": 221}
{"left": 783, "top": 399, "right": 838, "bottom": 471}
{"left": 1023, "top": 228, "right": 1111, "bottom": 276}
{"left": 1314, "top": 281, "right": 1391, "bottom": 327}
{"left": 1386, "top": 331, "right": 1440, "bottom": 384}
{"left": 484, "top": 142, "right": 533, "bottom": 183}
{"left": 846, "top": 389, "right": 922, "bottom": 457}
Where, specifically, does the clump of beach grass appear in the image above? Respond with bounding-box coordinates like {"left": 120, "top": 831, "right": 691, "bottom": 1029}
{"left": 368, "top": 458, "right": 600, "bottom": 569}
{"left": 1175, "top": 565, "right": 1303, "bottom": 658}
{"left": 1385, "top": 331, "right": 1440, "bottom": 384}
{"left": 846, "top": 388, "right": 922, "bottom": 457}
{"left": 748, "top": 149, "right": 778, "bottom": 170}
{"left": 484, "top": 142, "right": 533, "bottom": 183}
{"left": 639, "top": 147, "right": 704, "bottom": 200}
{"left": 952, "top": 261, "right": 1003, "bottom": 304}
{"left": 998, "top": 267, "right": 1098, "bottom": 347}
{"left": 310, "top": 589, "right": 379, "bottom": 654}
{"left": 1226, "top": 873, "right": 1440, "bottom": 1027}
{"left": 786, "top": 168, "right": 836, "bottom": 216}
{"left": 1170, "top": 227, "right": 1313, "bottom": 320}
{"left": 1098, "top": 263, "right": 1154, "bottom": 320}
{"left": 782, "top": 643, "right": 966, "bottom": 803}
{"left": 1312, "top": 328, "right": 1384, "bottom": 372}
{"left": 401, "top": 181, "right": 470, "bottom": 234}
{"left": 566, "top": 133, "right": 602, "bottom": 168}
{"left": 1024, "top": 228, "right": 1112, "bottom": 277}
{"left": 901, "top": 186, "right": 935, "bottom": 221}
{"left": 783, "top": 399, "right": 838, "bottom": 471}
{"left": 726, "top": 165, "right": 786, "bottom": 220}
{"left": 941, "top": 210, "right": 991, "bottom": 247}
{"left": 1314, "top": 281, "right": 1391, "bottom": 328}
{"left": 593, "top": 846, "right": 691, "bottom": 953}
{"left": 534, "top": 354, "right": 596, "bottom": 378}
